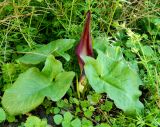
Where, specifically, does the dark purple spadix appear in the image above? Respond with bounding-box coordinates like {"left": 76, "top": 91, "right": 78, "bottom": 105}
{"left": 76, "top": 10, "right": 93, "bottom": 74}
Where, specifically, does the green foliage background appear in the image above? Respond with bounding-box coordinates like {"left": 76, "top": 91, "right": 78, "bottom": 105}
{"left": 0, "top": 0, "right": 160, "bottom": 126}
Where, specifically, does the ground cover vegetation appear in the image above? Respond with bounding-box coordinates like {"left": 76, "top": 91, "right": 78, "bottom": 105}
{"left": 0, "top": 0, "right": 160, "bottom": 126}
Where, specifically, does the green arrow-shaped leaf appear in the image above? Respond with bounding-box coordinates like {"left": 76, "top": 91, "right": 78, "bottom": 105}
{"left": 17, "top": 39, "right": 75, "bottom": 64}
{"left": 2, "top": 55, "right": 75, "bottom": 115}
{"left": 42, "top": 71, "right": 75, "bottom": 101}
{"left": 2, "top": 68, "right": 49, "bottom": 115}
{"left": 42, "top": 55, "right": 63, "bottom": 81}
{"left": 84, "top": 50, "right": 144, "bottom": 115}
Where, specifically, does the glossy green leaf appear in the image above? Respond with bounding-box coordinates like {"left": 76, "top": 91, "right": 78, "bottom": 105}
{"left": 53, "top": 107, "right": 60, "bottom": 114}
{"left": 24, "top": 116, "right": 49, "bottom": 127}
{"left": 17, "top": 39, "right": 75, "bottom": 64}
{"left": 62, "top": 121, "right": 71, "bottom": 127}
{"left": 93, "top": 37, "right": 123, "bottom": 61}
{"left": 42, "top": 55, "right": 63, "bottom": 81}
{"left": 2, "top": 68, "right": 49, "bottom": 115}
{"left": 56, "top": 52, "right": 71, "bottom": 62}
{"left": 141, "top": 45, "right": 154, "bottom": 57}
{"left": 7, "top": 115, "right": 16, "bottom": 122}
{"left": 0, "top": 107, "right": 6, "bottom": 123}
{"left": 93, "top": 37, "right": 109, "bottom": 53}
{"left": 84, "top": 110, "right": 93, "bottom": 118}
{"left": 2, "top": 56, "right": 75, "bottom": 115}
{"left": 63, "top": 112, "right": 73, "bottom": 122}
{"left": 87, "top": 93, "right": 101, "bottom": 105}
{"left": 54, "top": 114, "right": 63, "bottom": 125}
{"left": 100, "top": 101, "right": 113, "bottom": 112}
{"left": 71, "top": 118, "right": 81, "bottom": 127}
{"left": 42, "top": 71, "right": 75, "bottom": 101}
{"left": 82, "top": 118, "right": 93, "bottom": 127}
{"left": 84, "top": 50, "right": 144, "bottom": 115}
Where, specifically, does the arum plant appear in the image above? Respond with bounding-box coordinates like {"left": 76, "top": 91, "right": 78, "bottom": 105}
{"left": 75, "top": 11, "right": 144, "bottom": 115}
{"left": 76, "top": 10, "right": 93, "bottom": 95}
